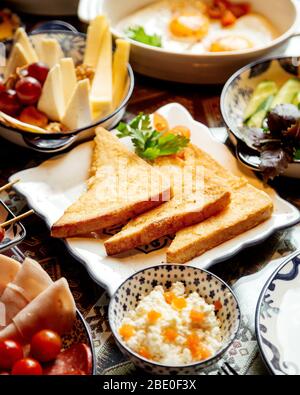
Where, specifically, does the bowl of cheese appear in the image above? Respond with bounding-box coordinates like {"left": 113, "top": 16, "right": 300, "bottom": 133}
{"left": 109, "top": 265, "right": 241, "bottom": 375}
{"left": 0, "top": 16, "right": 134, "bottom": 152}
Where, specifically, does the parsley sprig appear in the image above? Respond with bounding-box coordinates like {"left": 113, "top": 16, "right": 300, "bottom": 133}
{"left": 125, "top": 26, "right": 162, "bottom": 48}
{"left": 116, "top": 114, "right": 190, "bottom": 161}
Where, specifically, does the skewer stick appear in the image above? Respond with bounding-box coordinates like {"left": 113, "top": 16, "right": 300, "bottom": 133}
{"left": 0, "top": 179, "right": 20, "bottom": 193}
{"left": 1, "top": 210, "right": 35, "bottom": 228}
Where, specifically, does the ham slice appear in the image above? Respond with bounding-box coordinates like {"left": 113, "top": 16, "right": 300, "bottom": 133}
{"left": 0, "top": 258, "right": 53, "bottom": 324}
{"left": 0, "top": 278, "right": 76, "bottom": 343}
{"left": 0, "top": 255, "right": 21, "bottom": 297}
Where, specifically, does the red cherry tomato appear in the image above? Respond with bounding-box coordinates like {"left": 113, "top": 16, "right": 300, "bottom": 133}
{"left": 0, "top": 89, "right": 21, "bottom": 116}
{"left": 0, "top": 340, "right": 24, "bottom": 370}
{"left": 15, "top": 77, "right": 42, "bottom": 105}
{"left": 12, "top": 358, "right": 42, "bottom": 376}
{"left": 27, "top": 62, "right": 49, "bottom": 85}
{"left": 30, "top": 330, "right": 62, "bottom": 363}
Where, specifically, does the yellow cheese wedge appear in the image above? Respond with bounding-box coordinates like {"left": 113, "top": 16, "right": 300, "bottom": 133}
{"left": 62, "top": 79, "right": 93, "bottom": 131}
{"left": 14, "top": 28, "right": 38, "bottom": 64}
{"left": 90, "top": 27, "right": 113, "bottom": 119}
{"left": 59, "top": 58, "right": 77, "bottom": 108}
{"left": 35, "top": 38, "right": 64, "bottom": 69}
{"left": 112, "top": 39, "right": 130, "bottom": 109}
{"left": 84, "top": 15, "right": 108, "bottom": 68}
{"left": 4, "top": 43, "right": 31, "bottom": 80}
{"left": 38, "top": 64, "right": 65, "bottom": 121}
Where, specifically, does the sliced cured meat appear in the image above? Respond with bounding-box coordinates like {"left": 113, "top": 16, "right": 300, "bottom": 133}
{"left": 0, "top": 278, "right": 76, "bottom": 343}
{"left": 0, "top": 255, "right": 21, "bottom": 297}
{"left": 44, "top": 344, "right": 92, "bottom": 375}
{"left": 0, "top": 258, "right": 53, "bottom": 324}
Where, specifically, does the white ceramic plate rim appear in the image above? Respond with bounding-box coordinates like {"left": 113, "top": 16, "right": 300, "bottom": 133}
{"left": 10, "top": 103, "right": 300, "bottom": 296}
{"left": 78, "top": 0, "right": 299, "bottom": 58}
{"left": 255, "top": 250, "right": 300, "bottom": 375}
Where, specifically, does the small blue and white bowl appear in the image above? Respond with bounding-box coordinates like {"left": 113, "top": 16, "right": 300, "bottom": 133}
{"left": 109, "top": 265, "right": 241, "bottom": 375}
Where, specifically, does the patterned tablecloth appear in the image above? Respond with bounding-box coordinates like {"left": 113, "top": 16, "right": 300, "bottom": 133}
{"left": 1, "top": 18, "right": 300, "bottom": 376}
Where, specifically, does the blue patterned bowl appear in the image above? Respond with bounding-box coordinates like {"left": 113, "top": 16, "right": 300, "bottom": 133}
{"left": 256, "top": 250, "right": 300, "bottom": 375}
{"left": 109, "top": 265, "right": 241, "bottom": 375}
{"left": 0, "top": 30, "right": 134, "bottom": 153}
{"left": 221, "top": 56, "right": 300, "bottom": 178}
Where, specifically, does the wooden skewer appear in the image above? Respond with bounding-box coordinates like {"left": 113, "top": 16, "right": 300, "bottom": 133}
{"left": 1, "top": 210, "right": 35, "bottom": 228}
{"left": 0, "top": 179, "right": 20, "bottom": 193}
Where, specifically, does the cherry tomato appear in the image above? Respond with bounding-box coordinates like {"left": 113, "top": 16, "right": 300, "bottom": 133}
{"left": 0, "top": 340, "right": 23, "bottom": 370}
{"left": 30, "top": 330, "right": 62, "bottom": 363}
{"left": 15, "top": 77, "right": 42, "bottom": 105}
{"left": 27, "top": 62, "right": 49, "bottom": 85}
{"left": 0, "top": 89, "right": 21, "bottom": 116}
{"left": 12, "top": 358, "right": 42, "bottom": 376}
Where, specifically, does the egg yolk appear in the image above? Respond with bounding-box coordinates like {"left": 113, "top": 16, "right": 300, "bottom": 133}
{"left": 210, "top": 35, "right": 253, "bottom": 52}
{"left": 169, "top": 13, "right": 210, "bottom": 40}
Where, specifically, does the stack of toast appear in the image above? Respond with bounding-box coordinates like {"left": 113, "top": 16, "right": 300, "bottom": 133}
{"left": 52, "top": 127, "right": 273, "bottom": 264}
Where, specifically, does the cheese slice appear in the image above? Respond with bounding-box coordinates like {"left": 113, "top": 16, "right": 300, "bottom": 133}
{"left": 38, "top": 64, "right": 65, "bottom": 121}
{"left": 4, "top": 43, "right": 31, "bottom": 80}
{"left": 84, "top": 15, "right": 108, "bottom": 68}
{"left": 35, "top": 38, "right": 64, "bottom": 69}
{"left": 62, "top": 79, "right": 93, "bottom": 130}
{"left": 113, "top": 39, "right": 130, "bottom": 109}
{"left": 14, "top": 28, "right": 38, "bottom": 64}
{"left": 90, "top": 27, "right": 113, "bottom": 119}
{"left": 60, "top": 58, "right": 77, "bottom": 108}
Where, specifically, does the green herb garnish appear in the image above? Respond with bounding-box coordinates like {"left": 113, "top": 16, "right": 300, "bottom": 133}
{"left": 125, "top": 26, "right": 162, "bottom": 48}
{"left": 294, "top": 149, "right": 300, "bottom": 160}
{"left": 117, "top": 113, "right": 189, "bottom": 161}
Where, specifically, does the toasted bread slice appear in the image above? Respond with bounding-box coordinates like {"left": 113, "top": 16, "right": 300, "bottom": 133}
{"left": 167, "top": 183, "right": 273, "bottom": 263}
{"left": 51, "top": 128, "right": 171, "bottom": 238}
{"left": 104, "top": 148, "right": 231, "bottom": 256}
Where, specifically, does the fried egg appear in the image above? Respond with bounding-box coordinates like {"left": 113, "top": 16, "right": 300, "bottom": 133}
{"left": 207, "top": 14, "right": 278, "bottom": 52}
{"left": 117, "top": 0, "right": 278, "bottom": 54}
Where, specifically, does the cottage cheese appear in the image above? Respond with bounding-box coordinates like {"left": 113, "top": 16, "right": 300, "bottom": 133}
{"left": 118, "top": 282, "right": 222, "bottom": 366}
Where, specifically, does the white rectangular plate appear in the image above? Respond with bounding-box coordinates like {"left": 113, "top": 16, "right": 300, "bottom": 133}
{"left": 10, "top": 104, "right": 300, "bottom": 296}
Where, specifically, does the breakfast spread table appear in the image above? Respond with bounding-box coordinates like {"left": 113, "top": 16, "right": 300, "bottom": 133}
{"left": 1, "top": 74, "right": 300, "bottom": 375}
{"left": 1, "top": 0, "right": 300, "bottom": 378}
